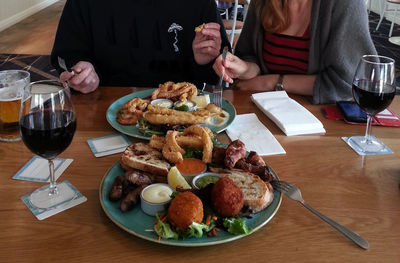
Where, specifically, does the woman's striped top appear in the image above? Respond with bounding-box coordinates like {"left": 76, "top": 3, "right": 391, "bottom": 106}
{"left": 263, "top": 28, "right": 310, "bottom": 74}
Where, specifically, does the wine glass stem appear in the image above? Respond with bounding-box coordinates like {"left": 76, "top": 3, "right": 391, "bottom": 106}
{"left": 364, "top": 114, "right": 373, "bottom": 145}
{"left": 48, "top": 159, "right": 58, "bottom": 195}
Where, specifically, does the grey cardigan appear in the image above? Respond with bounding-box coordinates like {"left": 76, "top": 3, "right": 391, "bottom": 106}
{"left": 235, "top": 0, "right": 377, "bottom": 104}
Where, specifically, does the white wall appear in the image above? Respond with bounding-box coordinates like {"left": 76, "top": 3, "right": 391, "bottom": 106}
{"left": 0, "top": 0, "right": 59, "bottom": 32}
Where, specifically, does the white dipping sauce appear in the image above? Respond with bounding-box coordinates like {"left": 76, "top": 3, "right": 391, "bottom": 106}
{"left": 152, "top": 99, "right": 173, "bottom": 108}
{"left": 142, "top": 184, "right": 173, "bottom": 203}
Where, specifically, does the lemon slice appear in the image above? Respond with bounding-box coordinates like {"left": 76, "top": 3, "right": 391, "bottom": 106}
{"left": 191, "top": 94, "right": 210, "bottom": 108}
{"left": 168, "top": 166, "right": 191, "bottom": 190}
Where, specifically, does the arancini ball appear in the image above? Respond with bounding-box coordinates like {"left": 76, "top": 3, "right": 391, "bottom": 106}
{"left": 211, "top": 177, "right": 244, "bottom": 217}
{"left": 167, "top": 191, "right": 203, "bottom": 231}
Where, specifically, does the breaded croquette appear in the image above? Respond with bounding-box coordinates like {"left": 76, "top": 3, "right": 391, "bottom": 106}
{"left": 211, "top": 177, "right": 244, "bottom": 217}
{"left": 167, "top": 192, "right": 203, "bottom": 231}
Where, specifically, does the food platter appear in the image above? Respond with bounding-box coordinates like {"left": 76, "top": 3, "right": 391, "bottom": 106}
{"left": 106, "top": 89, "right": 236, "bottom": 140}
{"left": 99, "top": 161, "right": 282, "bottom": 247}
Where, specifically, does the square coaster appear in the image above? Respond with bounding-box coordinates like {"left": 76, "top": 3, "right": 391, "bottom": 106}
{"left": 13, "top": 156, "right": 73, "bottom": 182}
{"left": 342, "top": 136, "right": 393, "bottom": 156}
{"left": 87, "top": 134, "right": 131, "bottom": 157}
{"left": 21, "top": 180, "right": 87, "bottom": 220}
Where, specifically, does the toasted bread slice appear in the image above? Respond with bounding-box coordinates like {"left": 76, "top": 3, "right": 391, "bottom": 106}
{"left": 121, "top": 143, "right": 170, "bottom": 176}
{"left": 209, "top": 167, "right": 274, "bottom": 213}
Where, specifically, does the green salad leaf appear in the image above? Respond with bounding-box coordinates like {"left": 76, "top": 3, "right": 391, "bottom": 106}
{"left": 183, "top": 222, "right": 215, "bottom": 238}
{"left": 223, "top": 217, "right": 253, "bottom": 235}
{"left": 154, "top": 213, "right": 216, "bottom": 240}
{"left": 154, "top": 214, "right": 178, "bottom": 240}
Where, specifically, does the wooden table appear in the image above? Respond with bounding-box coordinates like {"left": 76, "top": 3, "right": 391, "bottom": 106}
{"left": 1, "top": 87, "right": 399, "bottom": 262}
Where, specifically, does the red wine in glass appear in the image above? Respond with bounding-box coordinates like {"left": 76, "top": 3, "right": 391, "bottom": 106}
{"left": 347, "top": 55, "right": 395, "bottom": 154}
{"left": 19, "top": 80, "right": 77, "bottom": 209}
{"left": 352, "top": 79, "right": 395, "bottom": 116}
{"left": 20, "top": 110, "right": 76, "bottom": 160}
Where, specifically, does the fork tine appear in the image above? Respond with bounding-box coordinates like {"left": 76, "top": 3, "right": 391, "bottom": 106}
{"left": 271, "top": 180, "right": 291, "bottom": 192}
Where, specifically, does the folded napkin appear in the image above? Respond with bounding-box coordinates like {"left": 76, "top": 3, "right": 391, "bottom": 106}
{"left": 251, "top": 91, "right": 326, "bottom": 136}
{"left": 226, "top": 113, "right": 286, "bottom": 156}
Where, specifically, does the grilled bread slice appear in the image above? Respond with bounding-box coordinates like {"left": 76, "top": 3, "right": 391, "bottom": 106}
{"left": 121, "top": 143, "right": 170, "bottom": 176}
{"left": 210, "top": 167, "right": 274, "bottom": 213}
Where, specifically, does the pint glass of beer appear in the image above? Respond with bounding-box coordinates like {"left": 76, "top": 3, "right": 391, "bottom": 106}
{"left": 0, "top": 70, "right": 30, "bottom": 142}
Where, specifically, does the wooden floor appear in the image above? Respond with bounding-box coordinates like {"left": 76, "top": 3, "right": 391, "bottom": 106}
{"left": 0, "top": 0, "right": 65, "bottom": 55}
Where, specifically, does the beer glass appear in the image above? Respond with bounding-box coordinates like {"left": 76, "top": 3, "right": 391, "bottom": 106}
{"left": 0, "top": 70, "right": 30, "bottom": 142}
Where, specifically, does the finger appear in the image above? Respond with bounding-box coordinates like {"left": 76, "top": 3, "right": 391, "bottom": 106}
{"left": 201, "top": 28, "right": 222, "bottom": 39}
{"left": 203, "top": 22, "right": 220, "bottom": 30}
{"left": 224, "top": 74, "right": 234, "bottom": 84}
{"left": 83, "top": 71, "right": 99, "bottom": 86}
{"left": 69, "top": 67, "right": 92, "bottom": 86}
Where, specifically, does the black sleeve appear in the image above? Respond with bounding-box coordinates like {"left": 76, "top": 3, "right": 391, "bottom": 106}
{"left": 50, "top": 0, "right": 94, "bottom": 74}
{"left": 192, "top": 0, "right": 231, "bottom": 86}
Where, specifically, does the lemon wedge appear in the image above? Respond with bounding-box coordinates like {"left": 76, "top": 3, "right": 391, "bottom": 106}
{"left": 168, "top": 166, "right": 191, "bottom": 190}
{"left": 191, "top": 94, "right": 210, "bottom": 108}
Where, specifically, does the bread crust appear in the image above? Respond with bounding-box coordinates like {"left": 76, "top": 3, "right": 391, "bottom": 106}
{"left": 209, "top": 167, "right": 274, "bottom": 213}
{"left": 121, "top": 143, "right": 170, "bottom": 176}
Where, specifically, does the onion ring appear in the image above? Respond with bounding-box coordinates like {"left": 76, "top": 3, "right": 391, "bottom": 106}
{"left": 183, "top": 126, "right": 212, "bottom": 163}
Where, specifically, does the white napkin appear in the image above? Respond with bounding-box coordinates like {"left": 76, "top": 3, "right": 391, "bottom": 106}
{"left": 251, "top": 91, "right": 325, "bottom": 136}
{"left": 226, "top": 113, "right": 286, "bottom": 156}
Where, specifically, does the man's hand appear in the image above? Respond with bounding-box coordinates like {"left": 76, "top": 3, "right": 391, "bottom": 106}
{"left": 60, "top": 61, "right": 99, "bottom": 94}
{"left": 192, "top": 23, "right": 222, "bottom": 65}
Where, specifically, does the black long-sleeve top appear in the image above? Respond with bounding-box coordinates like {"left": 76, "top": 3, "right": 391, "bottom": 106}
{"left": 51, "top": 0, "right": 230, "bottom": 88}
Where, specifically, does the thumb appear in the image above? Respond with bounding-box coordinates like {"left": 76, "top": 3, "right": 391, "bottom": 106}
{"left": 60, "top": 71, "right": 74, "bottom": 82}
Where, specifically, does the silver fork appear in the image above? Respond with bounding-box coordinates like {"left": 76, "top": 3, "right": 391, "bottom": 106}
{"left": 57, "top": 56, "right": 74, "bottom": 73}
{"left": 213, "top": 46, "right": 228, "bottom": 107}
{"left": 271, "top": 180, "right": 369, "bottom": 250}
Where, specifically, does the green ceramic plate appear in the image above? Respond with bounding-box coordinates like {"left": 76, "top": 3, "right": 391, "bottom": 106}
{"left": 99, "top": 162, "right": 282, "bottom": 246}
{"left": 106, "top": 89, "right": 236, "bottom": 140}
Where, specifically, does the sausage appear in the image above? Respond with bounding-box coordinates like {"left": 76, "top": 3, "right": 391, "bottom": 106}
{"left": 120, "top": 185, "right": 147, "bottom": 212}
{"left": 125, "top": 170, "right": 152, "bottom": 185}
{"left": 108, "top": 175, "right": 125, "bottom": 201}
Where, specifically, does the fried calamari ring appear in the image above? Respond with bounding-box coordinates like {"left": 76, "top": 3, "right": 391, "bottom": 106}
{"left": 151, "top": 81, "right": 197, "bottom": 102}
{"left": 149, "top": 135, "right": 165, "bottom": 150}
{"left": 117, "top": 98, "right": 149, "bottom": 125}
{"left": 183, "top": 126, "right": 212, "bottom": 163}
{"left": 176, "top": 135, "right": 203, "bottom": 148}
{"left": 162, "top": 131, "right": 185, "bottom": 163}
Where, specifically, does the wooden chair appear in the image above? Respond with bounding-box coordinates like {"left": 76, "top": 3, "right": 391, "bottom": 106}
{"left": 375, "top": 0, "right": 400, "bottom": 37}
{"left": 218, "top": 0, "right": 250, "bottom": 50}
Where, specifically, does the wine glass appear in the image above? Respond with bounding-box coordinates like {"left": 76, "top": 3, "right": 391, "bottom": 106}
{"left": 19, "top": 80, "right": 77, "bottom": 209}
{"left": 347, "top": 55, "right": 396, "bottom": 154}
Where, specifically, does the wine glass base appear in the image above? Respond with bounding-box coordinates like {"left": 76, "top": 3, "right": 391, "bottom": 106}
{"left": 346, "top": 135, "right": 388, "bottom": 155}
{"left": 29, "top": 181, "right": 77, "bottom": 209}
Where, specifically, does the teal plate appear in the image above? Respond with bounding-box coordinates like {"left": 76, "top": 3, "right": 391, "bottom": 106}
{"left": 106, "top": 89, "right": 236, "bottom": 140}
{"left": 99, "top": 162, "right": 282, "bottom": 247}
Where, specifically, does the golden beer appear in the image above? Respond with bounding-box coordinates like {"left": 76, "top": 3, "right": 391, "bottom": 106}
{"left": 0, "top": 70, "right": 30, "bottom": 142}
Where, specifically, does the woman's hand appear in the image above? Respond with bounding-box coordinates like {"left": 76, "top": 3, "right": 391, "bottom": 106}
{"left": 192, "top": 23, "right": 222, "bottom": 65}
{"left": 60, "top": 61, "right": 99, "bottom": 94}
{"left": 213, "top": 52, "right": 255, "bottom": 83}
